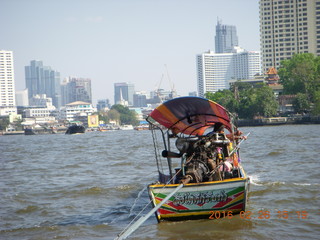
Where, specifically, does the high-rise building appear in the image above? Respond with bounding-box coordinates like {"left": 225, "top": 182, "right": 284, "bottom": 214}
{"left": 215, "top": 20, "right": 239, "bottom": 53}
{"left": 61, "top": 77, "right": 92, "bottom": 105}
{"left": 259, "top": 0, "right": 320, "bottom": 72}
{"left": 133, "top": 91, "right": 148, "bottom": 107}
{"left": 15, "top": 89, "right": 29, "bottom": 107}
{"left": 25, "top": 60, "right": 61, "bottom": 108}
{"left": 114, "top": 82, "right": 135, "bottom": 106}
{"left": 97, "top": 99, "right": 111, "bottom": 111}
{"left": 197, "top": 47, "right": 261, "bottom": 97}
{"left": 0, "top": 50, "right": 17, "bottom": 116}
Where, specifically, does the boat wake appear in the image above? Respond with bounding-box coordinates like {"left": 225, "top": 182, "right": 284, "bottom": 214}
{"left": 249, "top": 175, "right": 319, "bottom": 187}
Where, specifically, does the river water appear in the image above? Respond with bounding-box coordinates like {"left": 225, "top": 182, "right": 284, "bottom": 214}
{"left": 0, "top": 125, "right": 319, "bottom": 240}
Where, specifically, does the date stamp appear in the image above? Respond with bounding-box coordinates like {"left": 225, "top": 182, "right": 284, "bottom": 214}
{"left": 209, "top": 210, "right": 308, "bottom": 220}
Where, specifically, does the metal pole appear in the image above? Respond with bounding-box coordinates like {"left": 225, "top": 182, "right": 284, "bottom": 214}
{"left": 115, "top": 183, "right": 184, "bottom": 240}
{"left": 229, "top": 132, "right": 250, "bottom": 156}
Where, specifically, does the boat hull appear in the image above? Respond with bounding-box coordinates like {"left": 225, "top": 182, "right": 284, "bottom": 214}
{"left": 148, "top": 177, "right": 250, "bottom": 221}
{"left": 65, "top": 125, "right": 85, "bottom": 134}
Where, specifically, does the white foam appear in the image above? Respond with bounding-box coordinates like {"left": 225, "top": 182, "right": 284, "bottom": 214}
{"left": 293, "top": 183, "right": 312, "bottom": 186}
{"left": 249, "top": 175, "right": 263, "bottom": 186}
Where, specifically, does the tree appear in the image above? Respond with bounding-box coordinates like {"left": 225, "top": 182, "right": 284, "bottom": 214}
{"left": 255, "top": 85, "right": 279, "bottom": 117}
{"left": 278, "top": 53, "right": 320, "bottom": 116}
{"left": 111, "top": 104, "right": 138, "bottom": 125}
{"left": 206, "top": 83, "right": 278, "bottom": 119}
{"left": 293, "top": 93, "right": 310, "bottom": 114}
{"left": 238, "top": 87, "right": 258, "bottom": 119}
{"left": 279, "top": 53, "right": 320, "bottom": 102}
{"left": 0, "top": 117, "right": 9, "bottom": 131}
{"left": 205, "top": 89, "right": 238, "bottom": 113}
{"left": 107, "top": 109, "right": 120, "bottom": 123}
{"left": 311, "top": 91, "right": 320, "bottom": 115}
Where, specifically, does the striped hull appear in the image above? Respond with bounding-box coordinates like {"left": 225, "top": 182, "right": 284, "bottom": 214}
{"left": 148, "top": 177, "right": 250, "bottom": 221}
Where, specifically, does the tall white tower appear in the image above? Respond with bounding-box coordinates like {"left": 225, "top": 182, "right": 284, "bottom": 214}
{"left": 0, "top": 50, "right": 17, "bottom": 116}
{"left": 197, "top": 48, "right": 261, "bottom": 97}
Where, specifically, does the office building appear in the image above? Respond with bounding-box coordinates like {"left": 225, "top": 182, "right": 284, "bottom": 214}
{"left": 114, "top": 82, "right": 135, "bottom": 106}
{"left": 215, "top": 20, "right": 239, "bottom": 53}
{"left": 97, "top": 99, "right": 111, "bottom": 111}
{"left": 15, "top": 89, "right": 29, "bottom": 107}
{"left": 0, "top": 50, "right": 17, "bottom": 116}
{"left": 25, "top": 60, "right": 61, "bottom": 108}
{"left": 197, "top": 47, "right": 261, "bottom": 97}
{"left": 59, "top": 101, "right": 96, "bottom": 122}
{"left": 188, "top": 91, "right": 198, "bottom": 97}
{"left": 133, "top": 91, "right": 148, "bottom": 107}
{"left": 259, "top": 0, "right": 320, "bottom": 72}
{"left": 61, "top": 77, "right": 92, "bottom": 105}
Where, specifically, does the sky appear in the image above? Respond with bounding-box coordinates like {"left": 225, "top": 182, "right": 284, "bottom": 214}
{"left": 0, "top": 0, "right": 260, "bottom": 105}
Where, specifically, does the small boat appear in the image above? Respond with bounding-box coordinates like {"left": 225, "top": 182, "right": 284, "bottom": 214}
{"left": 134, "top": 125, "right": 149, "bottom": 131}
{"left": 24, "top": 128, "right": 36, "bottom": 135}
{"left": 120, "top": 124, "right": 134, "bottom": 130}
{"left": 146, "top": 96, "right": 250, "bottom": 222}
{"left": 65, "top": 124, "right": 85, "bottom": 134}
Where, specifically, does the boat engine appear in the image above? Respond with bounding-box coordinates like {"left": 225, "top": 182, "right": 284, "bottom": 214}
{"left": 178, "top": 133, "right": 231, "bottom": 184}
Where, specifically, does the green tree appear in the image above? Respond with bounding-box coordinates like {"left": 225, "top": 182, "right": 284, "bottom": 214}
{"left": 293, "top": 93, "right": 310, "bottom": 114}
{"left": 206, "top": 83, "right": 278, "bottom": 119}
{"left": 238, "top": 87, "right": 258, "bottom": 119}
{"left": 0, "top": 117, "right": 9, "bottom": 131}
{"left": 111, "top": 104, "right": 138, "bottom": 125}
{"left": 311, "top": 90, "right": 320, "bottom": 115}
{"left": 107, "top": 109, "right": 120, "bottom": 123}
{"left": 205, "top": 89, "right": 238, "bottom": 113}
{"left": 278, "top": 53, "right": 320, "bottom": 102}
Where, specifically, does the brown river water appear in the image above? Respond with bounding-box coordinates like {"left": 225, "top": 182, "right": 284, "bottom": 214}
{"left": 0, "top": 125, "right": 319, "bottom": 239}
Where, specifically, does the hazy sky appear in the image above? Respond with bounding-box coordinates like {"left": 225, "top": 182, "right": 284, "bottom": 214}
{"left": 0, "top": 0, "right": 260, "bottom": 104}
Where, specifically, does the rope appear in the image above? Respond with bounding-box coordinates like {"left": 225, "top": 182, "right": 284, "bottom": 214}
{"left": 116, "top": 167, "right": 184, "bottom": 239}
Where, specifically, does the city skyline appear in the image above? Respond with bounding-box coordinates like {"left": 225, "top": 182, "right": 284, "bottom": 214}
{"left": 0, "top": 0, "right": 260, "bottom": 105}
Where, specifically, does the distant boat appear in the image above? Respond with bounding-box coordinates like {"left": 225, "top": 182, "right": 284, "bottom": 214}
{"left": 98, "top": 127, "right": 108, "bottom": 132}
{"left": 134, "top": 125, "right": 149, "bottom": 131}
{"left": 119, "top": 124, "right": 134, "bottom": 130}
{"left": 65, "top": 125, "right": 85, "bottom": 134}
{"left": 24, "top": 128, "right": 36, "bottom": 135}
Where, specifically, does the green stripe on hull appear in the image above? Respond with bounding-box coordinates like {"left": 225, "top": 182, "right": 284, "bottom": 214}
{"left": 159, "top": 197, "right": 244, "bottom": 214}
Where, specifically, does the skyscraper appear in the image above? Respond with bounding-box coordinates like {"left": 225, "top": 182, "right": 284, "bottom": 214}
{"left": 197, "top": 47, "right": 261, "bottom": 97}
{"left": 259, "top": 0, "right": 320, "bottom": 72}
{"left": 61, "top": 77, "right": 92, "bottom": 105}
{"left": 0, "top": 50, "right": 17, "bottom": 116}
{"left": 215, "top": 20, "right": 239, "bottom": 53}
{"left": 114, "top": 82, "right": 135, "bottom": 106}
{"left": 25, "top": 60, "right": 61, "bottom": 108}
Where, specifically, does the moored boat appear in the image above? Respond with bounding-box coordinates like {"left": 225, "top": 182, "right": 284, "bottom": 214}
{"left": 65, "top": 124, "right": 85, "bottom": 134}
{"left": 146, "top": 96, "right": 250, "bottom": 221}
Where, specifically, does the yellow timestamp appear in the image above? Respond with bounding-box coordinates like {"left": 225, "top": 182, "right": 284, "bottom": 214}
{"left": 209, "top": 210, "right": 308, "bottom": 220}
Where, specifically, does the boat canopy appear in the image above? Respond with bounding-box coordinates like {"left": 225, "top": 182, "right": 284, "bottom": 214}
{"left": 148, "top": 97, "right": 233, "bottom": 136}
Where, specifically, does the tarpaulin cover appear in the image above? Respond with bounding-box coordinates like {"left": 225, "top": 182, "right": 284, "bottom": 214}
{"left": 149, "top": 97, "right": 232, "bottom": 136}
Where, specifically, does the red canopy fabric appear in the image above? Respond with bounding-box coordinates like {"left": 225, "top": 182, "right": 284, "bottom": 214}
{"left": 149, "top": 97, "right": 232, "bottom": 136}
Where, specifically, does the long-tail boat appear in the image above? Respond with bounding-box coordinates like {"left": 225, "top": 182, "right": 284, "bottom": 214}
{"left": 146, "top": 96, "right": 250, "bottom": 221}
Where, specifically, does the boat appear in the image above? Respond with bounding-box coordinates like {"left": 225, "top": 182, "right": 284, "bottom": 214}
{"left": 119, "top": 124, "right": 134, "bottom": 130}
{"left": 146, "top": 96, "right": 250, "bottom": 222}
{"left": 24, "top": 128, "right": 36, "bottom": 135}
{"left": 65, "top": 124, "right": 85, "bottom": 134}
{"left": 98, "top": 127, "right": 108, "bottom": 132}
{"left": 134, "top": 125, "right": 149, "bottom": 131}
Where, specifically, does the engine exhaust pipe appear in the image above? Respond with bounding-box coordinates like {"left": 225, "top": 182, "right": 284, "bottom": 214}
{"left": 162, "top": 150, "right": 183, "bottom": 158}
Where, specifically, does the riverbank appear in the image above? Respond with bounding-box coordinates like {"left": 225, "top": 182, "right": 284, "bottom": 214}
{"left": 238, "top": 116, "right": 320, "bottom": 127}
